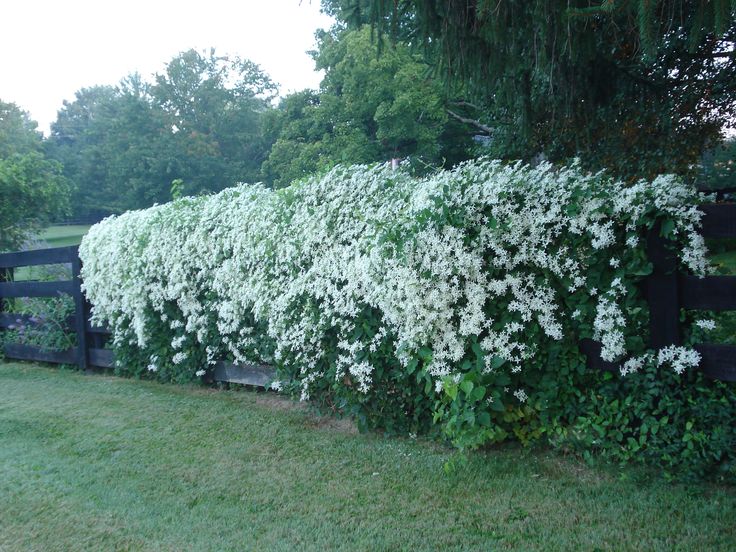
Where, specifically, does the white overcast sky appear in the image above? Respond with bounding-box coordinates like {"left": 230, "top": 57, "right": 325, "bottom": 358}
{"left": 0, "top": 0, "right": 334, "bottom": 134}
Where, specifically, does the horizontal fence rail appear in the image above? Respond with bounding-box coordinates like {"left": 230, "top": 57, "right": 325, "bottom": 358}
{"left": 0, "top": 245, "right": 80, "bottom": 268}
{"left": 2, "top": 202, "right": 736, "bottom": 385}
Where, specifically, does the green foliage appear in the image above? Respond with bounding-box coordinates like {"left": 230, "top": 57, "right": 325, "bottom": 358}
{"left": 0, "top": 295, "right": 77, "bottom": 354}
{"left": 328, "top": 1, "right": 736, "bottom": 180}
{"left": 0, "top": 152, "right": 70, "bottom": 251}
{"left": 698, "top": 138, "right": 736, "bottom": 191}
{"left": 0, "top": 101, "right": 44, "bottom": 157}
{"left": 0, "top": 101, "right": 71, "bottom": 250}
{"left": 170, "top": 179, "right": 185, "bottom": 201}
{"left": 47, "top": 50, "right": 277, "bottom": 218}
{"left": 261, "top": 26, "right": 473, "bottom": 186}
{"left": 560, "top": 367, "right": 736, "bottom": 482}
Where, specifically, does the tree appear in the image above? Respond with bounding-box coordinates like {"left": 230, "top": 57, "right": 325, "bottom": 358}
{"left": 48, "top": 81, "right": 176, "bottom": 217}
{"left": 0, "top": 101, "right": 69, "bottom": 250}
{"left": 48, "top": 49, "right": 279, "bottom": 217}
{"left": 261, "top": 26, "right": 473, "bottom": 186}
{"left": 326, "top": 1, "right": 736, "bottom": 180}
{"left": 152, "top": 49, "right": 278, "bottom": 195}
{"left": 0, "top": 101, "right": 44, "bottom": 157}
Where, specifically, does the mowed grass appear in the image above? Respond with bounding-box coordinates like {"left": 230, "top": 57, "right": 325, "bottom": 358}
{"left": 37, "top": 225, "right": 91, "bottom": 248}
{"left": 11, "top": 225, "right": 90, "bottom": 281}
{"left": 0, "top": 363, "right": 734, "bottom": 551}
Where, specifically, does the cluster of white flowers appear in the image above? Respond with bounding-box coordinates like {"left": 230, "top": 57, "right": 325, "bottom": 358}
{"left": 79, "top": 159, "right": 708, "bottom": 397}
{"left": 513, "top": 389, "right": 528, "bottom": 403}
{"left": 619, "top": 353, "right": 653, "bottom": 376}
{"left": 694, "top": 319, "right": 716, "bottom": 331}
{"left": 657, "top": 345, "right": 702, "bottom": 375}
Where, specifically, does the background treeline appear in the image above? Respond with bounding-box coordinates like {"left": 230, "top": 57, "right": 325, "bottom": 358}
{"left": 2, "top": 1, "right": 736, "bottom": 233}
{"left": 3, "top": 26, "right": 478, "bottom": 224}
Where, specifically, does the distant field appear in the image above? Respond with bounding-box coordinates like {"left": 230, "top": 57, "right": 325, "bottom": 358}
{"left": 11, "top": 225, "right": 90, "bottom": 281}
{"left": 37, "top": 225, "right": 91, "bottom": 248}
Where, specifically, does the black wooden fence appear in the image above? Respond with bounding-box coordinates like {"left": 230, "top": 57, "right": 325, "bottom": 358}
{"left": 0, "top": 245, "right": 273, "bottom": 385}
{"left": 2, "top": 203, "right": 735, "bottom": 384}
{"left": 0, "top": 245, "right": 111, "bottom": 370}
{"left": 582, "top": 203, "right": 736, "bottom": 381}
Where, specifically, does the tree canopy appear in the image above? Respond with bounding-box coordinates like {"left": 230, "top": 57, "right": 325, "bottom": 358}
{"left": 326, "top": 0, "right": 736, "bottom": 179}
{"left": 0, "top": 101, "right": 69, "bottom": 250}
{"left": 262, "top": 26, "right": 473, "bottom": 186}
{"left": 48, "top": 49, "right": 277, "bottom": 217}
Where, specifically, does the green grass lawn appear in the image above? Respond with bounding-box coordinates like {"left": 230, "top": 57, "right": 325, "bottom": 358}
{"left": 37, "top": 225, "right": 91, "bottom": 248}
{"left": 1, "top": 363, "right": 734, "bottom": 551}
{"left": 11, "top": 225, "right": 90, "bottom": 281}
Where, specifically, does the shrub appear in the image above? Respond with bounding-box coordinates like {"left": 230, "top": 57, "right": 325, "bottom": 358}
{"left": 79, "top": 159, "right": 733, "bottom": 477}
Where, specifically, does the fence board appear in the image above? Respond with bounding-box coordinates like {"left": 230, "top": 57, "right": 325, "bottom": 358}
{"left": 0, "top": 246, "right": 78, "bottom": 269}
{"left": 680, "top": 275, "right": 736, "bottom": 311}
{"left": 646, "top": 225, "right": 681, "bottom": 347}
{"left": 580, "top": 339, "right": 618, "bottom": 372}
{"left": 3, "top": 343, "right": 76, "bottom": 364}
{"left": 89, "top": 348, "right": 114, "bottom": 368}
{"left": 0, "top": 280, "right": 75, "bottom": 298}
{"left": 695, "top": 344, "right": 736, "bottom": 382}
{"left": 699, "top": 203, "right": 736, "bottom": 239}
{"left": 212, "top": 361, "right": 275, "bottom": 388}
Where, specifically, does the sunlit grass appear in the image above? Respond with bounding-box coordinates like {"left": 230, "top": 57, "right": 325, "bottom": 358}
{"left": 1, "top": 362, "right": 734, "bottom": 551}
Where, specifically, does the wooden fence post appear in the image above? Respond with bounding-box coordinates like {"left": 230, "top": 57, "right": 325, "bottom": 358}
{"left": 0, "top": 266, "right": 12, "bottom": 325}
{"left": 646, "top": 221, "right": 681, "bottom": 349}
{"left": 71, "top": 251, "right": 89, "bottom": 371}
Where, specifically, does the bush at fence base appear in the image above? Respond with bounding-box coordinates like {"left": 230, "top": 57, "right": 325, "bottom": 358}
{"left": 79, "top": 158, "right": 734, "bottom": 479}
{"left": 557, "top": 363, "right": 736, "bottom": 481}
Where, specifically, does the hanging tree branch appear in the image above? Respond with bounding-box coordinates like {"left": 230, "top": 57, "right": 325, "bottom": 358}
{"left": 445, "top": 108, "right": 494, "bottom": 134}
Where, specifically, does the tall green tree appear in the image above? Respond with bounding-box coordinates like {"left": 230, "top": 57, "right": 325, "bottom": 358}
{"left": 326, "top": 1, "right": 736, "bottom": 180}
{"left": 152, "top": 49, "right": 278, "bottom": 195}
{"left": 48, "top": 80, "right": 175, "bottom": 217}
{"left": 49, "top": 49, "right": 279, "bottom": 217}
{"left": 262, "top": 26, "right": 473, "bottom": 186}
{"left": 0, "top": 101, "right": 69, "bottom": 250}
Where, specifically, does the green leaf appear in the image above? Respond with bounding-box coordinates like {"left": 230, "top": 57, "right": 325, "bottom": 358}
{"left": 489, "top": 355, "right": 505, "bottom": 370}
{"left": 471, "top": 386, "right": 486, "bottom": 402}
{"left": 660, "top": 218, "right": 675, "bottom": 238}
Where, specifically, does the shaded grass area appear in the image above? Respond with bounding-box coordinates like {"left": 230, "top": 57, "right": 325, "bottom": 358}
{"left": 1, "top": 363, "right": 734, "bottom": 551}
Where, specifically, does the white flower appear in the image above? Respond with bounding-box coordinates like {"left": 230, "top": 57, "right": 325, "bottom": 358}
{"left": 694, "top": 319, "right": 716, "bottom": 331}
{"left": 513, "top": 389, "right": 528, "bottom": 402}
{"left": 619, "top": 353, "right": 652, "bottom": 376}
{"left": 77, "top": 159, "right": 710, "bottom": 406}
{"left": 657, "top": 345, "right": 701, "bottom": 375}
{"left": 195, "top": 369, "right": 206, "bottom": 377}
